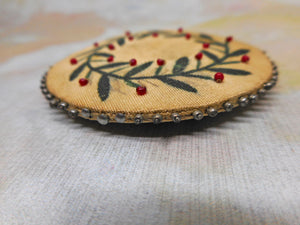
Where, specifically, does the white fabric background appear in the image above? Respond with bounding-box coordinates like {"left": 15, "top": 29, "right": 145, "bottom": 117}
{"left": 0, "top": 57, "right": 299, "bottom": 224}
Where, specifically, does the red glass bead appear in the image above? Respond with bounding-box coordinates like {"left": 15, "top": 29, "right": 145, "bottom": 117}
{"left": 130, "top": 58, "right": 137, "bottom": 66}
{"left": 70, "top": 58, "right": 77, "bottom": 65}
{"left": 79, "top": 78, "right": 88, "bottom": 86}
{"left": 128, "top": 36, "right": 134, "bottom": 41}
{"left": 178, "top": 27, "right": 183, "bottom": 33}
{"left": 125, "top": 31, "right": 131, "bottom": 36}
{"left": 94, "top": 42, "right": 99, "bottom": 47}
{"left": 185, "top": 33, "right": 191, "bottom": 39}
{"left": 108, "top": 44, "right": 115, "bottom": 50}
{"left": 241, "top": 55, "right": 250, "bottom": 63}
{"left": 107, "top": 55, "right": 114, "bottom": 62}
{"left": 195, "top": 52, "right": 203, "bottom": 60}
{"left": 152, "top": 32, "right": 158, "bottom": 37}
{"left": 136, "top": 86, "right": 147, "bottom": 95}
{"left": 203, "top": 43, "right": 210, "bottom": 48}
{"left": 214, "top": 72, "right": 224, "bottom": 83}
{"left": 157, "top": 58, "right": 165, "bottom": 66}
{"left": 226, "top": 36, "right": 233, "bottom": 42}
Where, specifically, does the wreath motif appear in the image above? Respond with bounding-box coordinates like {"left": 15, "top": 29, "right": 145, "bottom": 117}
{"left": 69, "top": 31, "right": 251, "bottom": 101}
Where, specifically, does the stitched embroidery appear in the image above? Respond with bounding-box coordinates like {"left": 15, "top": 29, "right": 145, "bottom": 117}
{"left": 69, "top": 31, "right": 251, "bottom": 101}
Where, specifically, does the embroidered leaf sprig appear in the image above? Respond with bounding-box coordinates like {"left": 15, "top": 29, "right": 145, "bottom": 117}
{"left": 125, "top": 62, "right": 153, "bottom": 78}
{"left": 228, "top": 49, "right": 249, "bottom": 57}
{"left": 173, "top": 57, "right": 189, "bottom": 74}
{"left": 70, "top": 63, "right": 86, "bottom": 81}
{"left": 207, "top": 68, "right": 251, "bottom": 75}
{"left": 157, "top": 77, "right": 197, "bottom": 93}
{"left": 98, "top": 75, "right": 110, "bottom": 101}
{"left": 69, "top": 30, "right": 251, "bottom": 101}
{"left": 117, "top": 37, "right": 125, "bottom": 46}
{"left": 199, "top": 34, "right": 213, "bottom": 40}
{"left": 202, "top": 50, "right": 219, "bottom": 62}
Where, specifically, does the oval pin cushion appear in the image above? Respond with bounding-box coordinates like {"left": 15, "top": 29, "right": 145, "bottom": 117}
{"left": 41, "top": 29, "right": 278, "bottom": 125}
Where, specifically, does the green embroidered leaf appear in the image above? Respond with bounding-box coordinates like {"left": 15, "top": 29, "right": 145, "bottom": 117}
{"left": 69, "top": 63, "right": 86, "bottom": 81}
{"left": 94, "top": 53, "right": 113, "bottom": 57}
{"left": 212, "top": 42, "right": 225, "bottom": 47}
{"left": 207, "top": 68, "right": 251, "bottom": 75}
{"left": 85, "top": 70, "right": 92, "bottom": 79}
{"left": 196, "top": 40, "right": 224, "bottom": 47}
{"left": 155, "top": 66, "right": 163, "bottom": 76}
{"left": 228, "top": 49, "right": 250, "bottom": 57}
{"left": 98, "top": 75, "right": 110, "bottom": 101}
{"left": 137, "top": 32, "right": 153, "bottom": 39}
{"left": 185, "top": 74, "right": 214, "bottom": 80}
{"left": 202, "top": 50, "right": 219, "bottom": 62}
{"left": 173, "top": 57, "right": 189, "bottom": 74}
{"left": 124, "top": 61, "right": 153, "bottom": 78}
{"left": 199, "top": 34, "right": 213, "bottom": 40}
{"left": 164, "top": 33, "right": 186, "bottom": 38}
{"left": 117, "top": 37, "right": 125, "bottom": 46}
{"left": 220, "top": 61, "right": 241, "bottom": 65}
{"left": 196, "top": 60, "right": 201, "bottom": 70}
{"left": 158, "top": 77, "right": 197, "bottom": 93}
{"left": 125, "top": 80, "right": 140, "bottom": 87}
{"left": 96, "top": 62, "right": 128, "bottom": 70}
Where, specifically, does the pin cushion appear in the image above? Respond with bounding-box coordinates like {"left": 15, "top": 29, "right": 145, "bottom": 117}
{"left": 40, "top": 29, "right": 278, "bottom": 125}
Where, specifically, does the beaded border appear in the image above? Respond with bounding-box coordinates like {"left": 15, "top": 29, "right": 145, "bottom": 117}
{"left": 40, "top": 56, "right": 278, "bottom": 125}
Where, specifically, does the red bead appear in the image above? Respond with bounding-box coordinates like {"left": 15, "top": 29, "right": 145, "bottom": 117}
{"left": 214, "top": 72, "right": 224, "bottom": 83}
{"left": 185, "top": 33, "right": 191, "bottom": 39}
{"left": 136, "top": 86, "right": 147, "bottom": 95}
{"left": 241, "top": 55, "right": 250, "bottom": 63}
{"left": 157, "top": 58, "right": 165, "bottom": 66}
{"left": 125, "top": 31, "right": 131, "bottom": 36}
{"left": 70, "top": 58, "right": 77, "bottom": 65}
{"left": 195, "top": 52, "right": 203, "bottom": 60}
{"left": 130, "top": 58, "right": 137, "bottom": 66}
{"left": 226, "top": 36, "right": 233, "bottom": 42}
{"left": 128, "top": 36, "right": 134, "bottom": 41}
{"left": 178, "top": 27, "right": 183, "bottom": 33}
{"left": 107, "top": 55, "right": 114, "bottom": 62}
{"left": 108, "top": 44, "right": 115, "bottom": 50}
{"left": 79, "top": 78, "right": 88, "bottom": 86}
{"left": 203, "top": 43, "right": 210, "bottom": 48}
{"left": 94, "top": 42, "right": 99, "bottom": 47}
{"left": 152, "top": 32, "right": 158, "bottom": 37}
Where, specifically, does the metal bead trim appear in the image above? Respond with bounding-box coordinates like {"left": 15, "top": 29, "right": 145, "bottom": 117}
{"left": 272, "top": 76, "right": 278, "bottom": 82}
{"left": 57, "top": 102, "right": 69, "bottom": 111}
{"left": 258, "top": 89, "right": 266, "bottom": 97}
{"left": 68, "top": 109, "right": 79, "bottom": 119}
{"left": 207, "top": 108, "right": 218, "bottom": 117}
{"left": 249, "top": 94, "right": 258, "bottom": 104}
{"left": 171, "top": 113, "right": 181, "bottom": 123}
{"left": 153, "top": 114, "right": 162, "bottom": 124}
{"left": 193, "top": 110, "right": 204, "bottom": 120}
{"left": 264, "top": 82, "right": 274, "bottom": 90}
{"left": 45, "top": 93, "right": 53, "bottom": 100}
{"left": 115, "top": 113, "right": 126, "bottom": 123}
{"left": 42, "top": 89, "right": 48, "bottom": 95}
{"left": 238, "top": 97, "right": 249, "bottom": 107}
{"left": 49, "top": 99, "right": 60, "bottom": 108}
{"left": 81, "top": 108, "right": 91, "bottom": 118}
{"left": 134, "top": 114, "right": 143, "bottom": 125}
{"left": 223, "top": 102, "right": 233, "bottom": 112}
{"left": 97, "top": 114, "right": 109, "bottom": 125}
